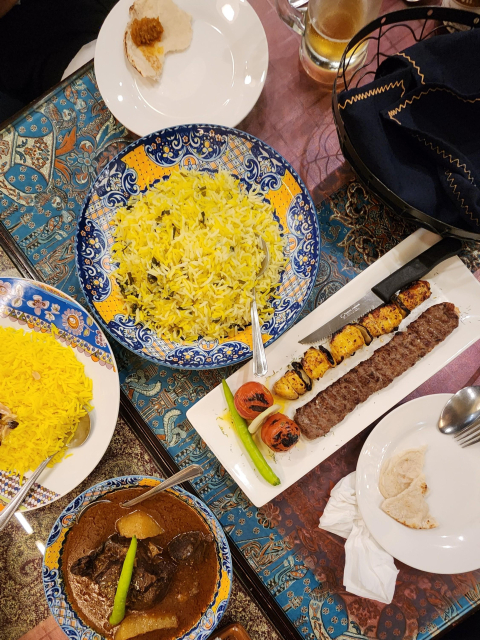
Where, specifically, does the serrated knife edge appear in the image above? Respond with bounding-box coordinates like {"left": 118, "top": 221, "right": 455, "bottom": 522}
{"left": 299, "top": 290, "right": 383, "bottom": 345}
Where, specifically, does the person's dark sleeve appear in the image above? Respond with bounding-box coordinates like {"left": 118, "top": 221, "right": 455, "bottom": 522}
{"left": 0, "top": 0, "right": 117, "bottom": 104}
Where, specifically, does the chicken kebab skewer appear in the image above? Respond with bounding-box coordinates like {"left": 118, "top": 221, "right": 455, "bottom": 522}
{"left": 273, "top": 280, "right": 431, "bottom": 400}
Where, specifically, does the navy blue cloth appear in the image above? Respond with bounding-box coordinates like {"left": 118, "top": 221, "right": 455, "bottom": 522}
{"left": 339, "top": 28, "right": 480, "bottom": 234}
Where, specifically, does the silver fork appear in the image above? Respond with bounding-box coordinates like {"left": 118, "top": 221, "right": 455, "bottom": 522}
{"left": 454, "top": 418, "right": 480, "bottom": 447}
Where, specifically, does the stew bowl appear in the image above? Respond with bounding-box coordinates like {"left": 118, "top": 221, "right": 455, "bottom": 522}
{"left": 43, "top": 475, "right": 232, "bottom": 640}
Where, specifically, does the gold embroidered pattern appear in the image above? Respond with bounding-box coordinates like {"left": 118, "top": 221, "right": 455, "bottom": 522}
{"left": 339, "top": 80, "right": 405, "bottom": 110}
{"left": 388, "top": 86, "right": 480, "bottom": 124}
{"left": 414, "top": 134, "right": 476, "bottom": 185}
{"left": 396, "top": 52, "right": 425, "bottom": 85}
{"left": 445, "top": 169, "right": 480, "bottom": 227}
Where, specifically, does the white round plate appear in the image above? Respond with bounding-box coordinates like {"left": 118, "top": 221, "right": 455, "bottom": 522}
{"left": 356, "top": 394, "right": 480, "bottom": 574}
{"left": 94, "top": 0, "right": 269, "bottom": 136}
{"left": 0, "top": 278, "right": 120, "bottom": 511}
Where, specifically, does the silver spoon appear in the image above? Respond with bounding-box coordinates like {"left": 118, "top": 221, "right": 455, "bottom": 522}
{"left": 75, "top": 464, "right": 204, "bottom": 522}
{"left": 122, "top": 464, "right": 203, "bottom": 507}
{"left": 251, "top": 236, "right": 270, "bottom": 378}
{"left": 437, "top": 386, "right": 480, "bottom": 435}
{"left": 0, "top": 413, "right": 91, "bottom": 532}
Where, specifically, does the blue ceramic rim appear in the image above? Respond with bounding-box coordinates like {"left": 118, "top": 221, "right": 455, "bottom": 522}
{"left": 0, "top": 276, "right": 117, "bottom": 364}
{"left": 42, "top": 474, "right": 233, "bottom": 640}
{"left": 75, "top": 123, "right": 321, "bottom": 369}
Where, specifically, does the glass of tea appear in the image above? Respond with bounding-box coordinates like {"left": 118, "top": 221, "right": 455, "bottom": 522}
{"left": 276, "top": 0, "right": 382, "bottom": 85}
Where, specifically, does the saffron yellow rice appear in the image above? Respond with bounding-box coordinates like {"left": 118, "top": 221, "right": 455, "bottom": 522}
{"left": 111, "top": 169, "right": 286, "bottom": 342}
{"left": 0, "top": 327, "right": 93, "bottom": 479}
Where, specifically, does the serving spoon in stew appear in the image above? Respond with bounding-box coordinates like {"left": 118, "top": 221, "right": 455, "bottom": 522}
{"left": 122, "top": 464, "right": 203, "bottom": 507}
{"left": 0, "top": 413, "right": 92, "bottom": 533}
{"left": 74, "top": 464, "right": 204, "bottom": 522}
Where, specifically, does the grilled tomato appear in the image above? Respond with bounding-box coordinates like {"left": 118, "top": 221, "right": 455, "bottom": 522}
{"left": 261, "top": 413, "right": 300, "bottom": 452}
{"left": 234, "top": 382, "right": 274, "bottom": 420}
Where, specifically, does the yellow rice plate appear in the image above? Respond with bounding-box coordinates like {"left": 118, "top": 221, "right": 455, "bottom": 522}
{"left": 0, "top": 327, "right": 93, "bottom": 479}
{"left": 111, "top": 169, "right": 286, "bottom": 342}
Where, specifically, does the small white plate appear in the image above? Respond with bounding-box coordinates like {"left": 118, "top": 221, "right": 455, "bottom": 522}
{"left": 94, "top": 0, "right": 269, "bottom": 135}
{"left": 187, "top": 229, "right": 480, "bottom": 508}
{"left": 356, "top": 394, "right": 480, "bottom": 574}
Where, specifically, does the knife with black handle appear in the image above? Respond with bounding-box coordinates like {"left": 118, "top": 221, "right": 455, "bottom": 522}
{"left": 299, "top": 237, "right": 462, "bottom": 345}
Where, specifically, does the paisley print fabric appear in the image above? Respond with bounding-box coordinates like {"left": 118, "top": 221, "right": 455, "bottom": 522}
{"left": 1, "top": 63, "right": 480, "bottom": 640}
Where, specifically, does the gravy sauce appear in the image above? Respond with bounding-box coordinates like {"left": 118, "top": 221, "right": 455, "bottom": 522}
{"left": 62, "top": 488, "right": 218, "bottom": 640}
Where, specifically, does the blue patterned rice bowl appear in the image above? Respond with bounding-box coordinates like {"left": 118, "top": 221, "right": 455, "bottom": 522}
{"left": 76, "top": 124, "right": 320, "bottom": 369}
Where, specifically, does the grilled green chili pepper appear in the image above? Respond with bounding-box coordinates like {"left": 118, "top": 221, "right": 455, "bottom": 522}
{"left": 222, "top": 379, "right": 280, "bottom": 486}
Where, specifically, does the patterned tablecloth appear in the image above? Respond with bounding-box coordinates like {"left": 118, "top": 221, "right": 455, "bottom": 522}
{"left": 1, "top": 2, "right": 480, "bottom": 640}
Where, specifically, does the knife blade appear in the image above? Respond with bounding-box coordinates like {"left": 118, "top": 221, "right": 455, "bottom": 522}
{"left": 299, "top": 236, "right": 462, "bottom": 345}
{"left": 299, "top": 290, "right": 383, "bottom": 344}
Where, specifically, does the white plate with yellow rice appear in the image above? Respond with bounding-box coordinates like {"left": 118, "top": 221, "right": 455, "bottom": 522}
{"left": 0, "top": 278, "right": 120, "bottom": 511}
{"left": 76, "top": 124, "right": 320, "bottom": 369}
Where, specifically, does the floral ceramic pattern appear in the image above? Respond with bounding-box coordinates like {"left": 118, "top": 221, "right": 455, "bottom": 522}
{"left": 0, "top": 280, "right": 23, "bottom": 306}
{"left": 27, "top": 294, "right": 49, "bottom": 315}
{"left": 76, "top": 124, "right": 320, "bottom": 369}
{"left": 0, "top": 277, "right": 115, "bottom": 369}
{"left": 43, "top": 476, "right": 232, "bottom": 640}
{"left": 61, "top": 307, "right": 84, "bottom": 335}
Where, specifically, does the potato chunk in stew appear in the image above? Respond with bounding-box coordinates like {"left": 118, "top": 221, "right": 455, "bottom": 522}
{"left": 117, "top": 510, "right": 164, "bottom": 539}
{"left": 115, "top": 612, "right": 177, "bottom": 640}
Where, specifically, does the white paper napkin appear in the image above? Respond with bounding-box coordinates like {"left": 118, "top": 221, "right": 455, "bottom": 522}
{"left": 319, "top": 472, "right": 399, "bottom": 604}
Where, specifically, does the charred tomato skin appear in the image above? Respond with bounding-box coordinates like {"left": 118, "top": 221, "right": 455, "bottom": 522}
{"left": 261, "top": 413, "right": 300, "bottom": 452}
{"left": 234, "top": 382, "right": 274, "bottom": 420}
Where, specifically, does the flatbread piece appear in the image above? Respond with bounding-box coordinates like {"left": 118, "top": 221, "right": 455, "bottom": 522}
{"left": 379, "top": 445, "right": 427, "bottom": 499}
{"left": 124, "top": 0, "right": 192, "bottom": 80}
{"left": 381, "top": 473, "right": 438, "bottom": 529}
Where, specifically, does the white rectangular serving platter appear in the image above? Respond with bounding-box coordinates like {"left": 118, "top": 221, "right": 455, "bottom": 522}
{"left": 187, "top": 229, "right": 480, "bottom": 507}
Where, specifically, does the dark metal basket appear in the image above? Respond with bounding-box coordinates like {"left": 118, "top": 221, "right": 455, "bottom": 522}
{"left": 332, "top": 6, "right": 480, "bottom": 241}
